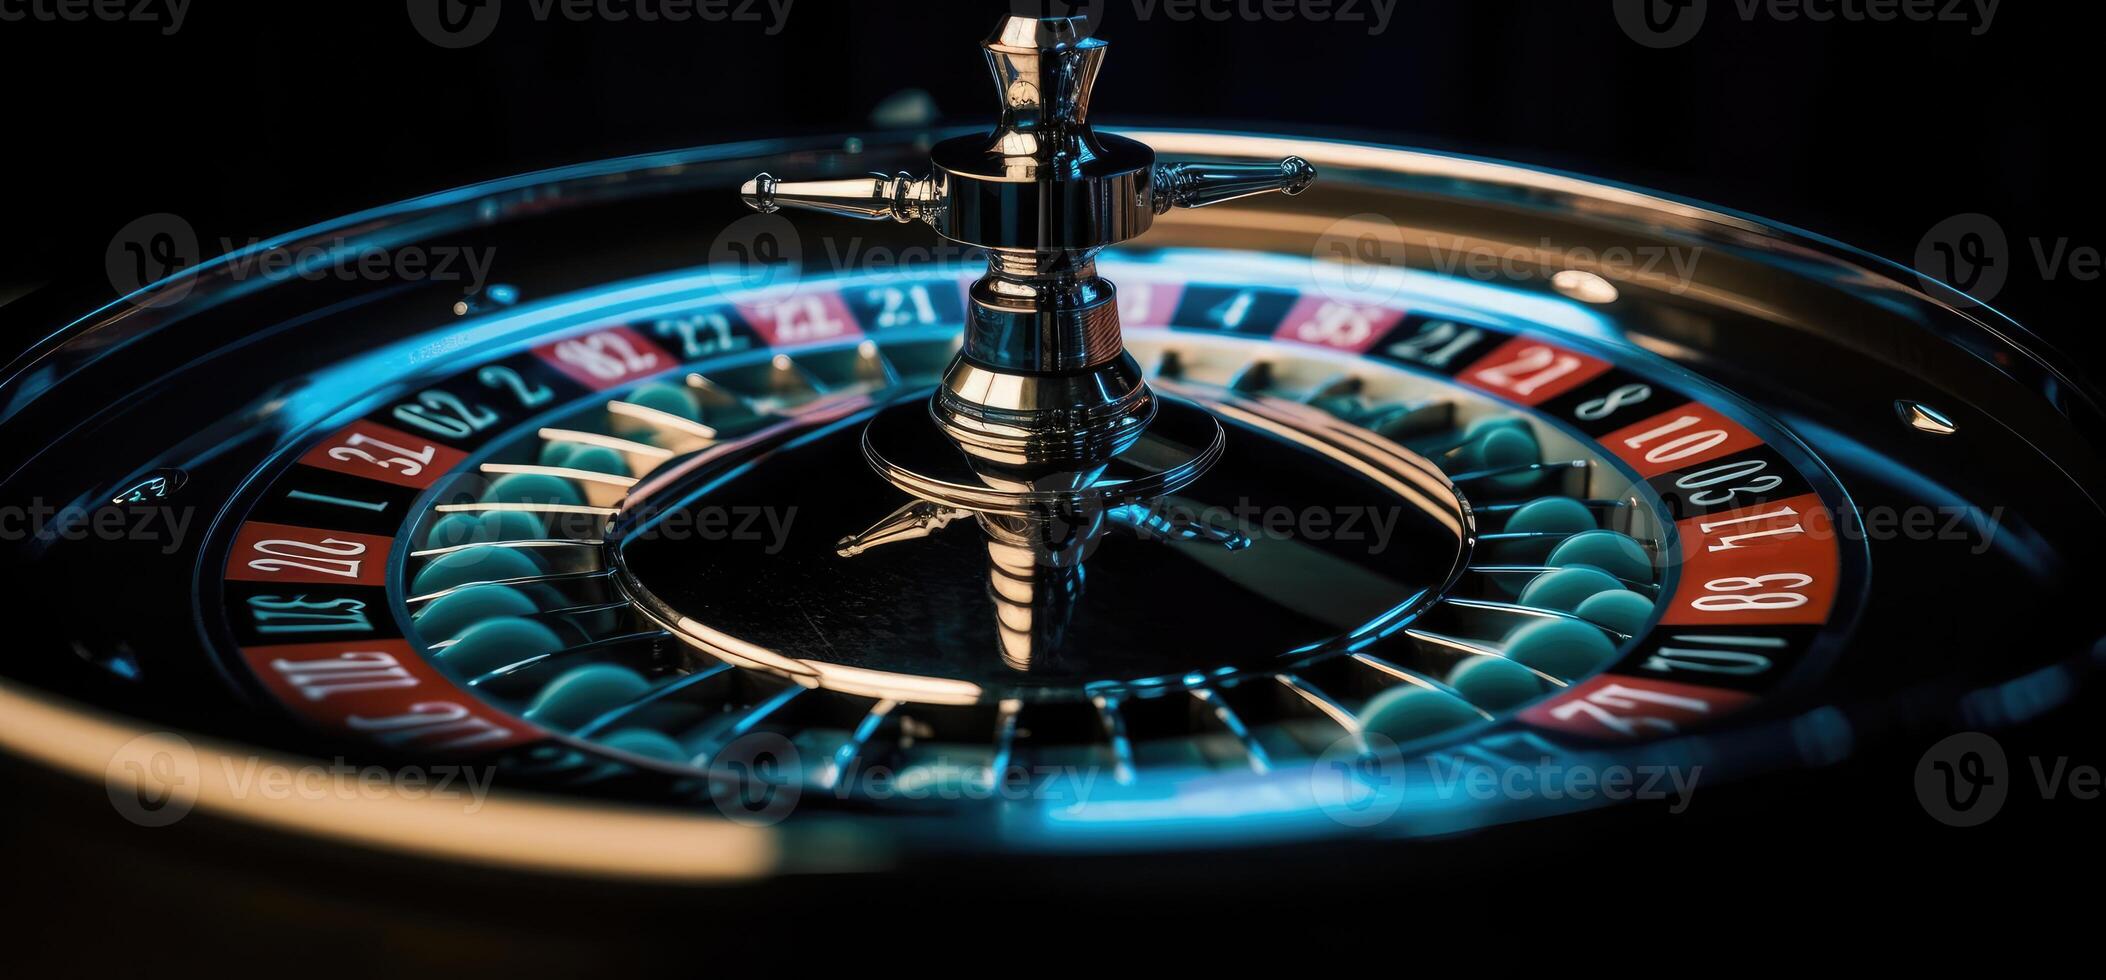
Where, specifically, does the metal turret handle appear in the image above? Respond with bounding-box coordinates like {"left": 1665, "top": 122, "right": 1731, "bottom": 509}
{"left": 741, "top": 156, "right": 1314, "bottom": 226}
{"left": 1152, "top": 157, "right": 1317, "bottom": 212}
{"left": 740, "top": 172, "right": 941, "bottom": 223}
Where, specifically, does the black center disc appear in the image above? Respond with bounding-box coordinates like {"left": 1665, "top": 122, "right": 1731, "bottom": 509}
{"left": 611, "top": 385, "right": 1473, "bottom": 703}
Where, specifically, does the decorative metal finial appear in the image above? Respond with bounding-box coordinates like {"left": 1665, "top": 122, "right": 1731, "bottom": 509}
{"left": 740, "top": 14, "right": 1316, "bottom": 461}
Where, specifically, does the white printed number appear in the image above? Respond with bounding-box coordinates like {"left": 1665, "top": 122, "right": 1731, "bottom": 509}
{"left": 1548, "top": 684, "right": 1711, "bottom": 737}
{"left": 1386, "top": 319, "right": 1480, "bottom": 368}
{"left": 327, "top": 433, "right": 436, "bottom": 478}
{"left": 393, "top": 389, "right": 497, "bottom": 439}
{"left": 756, "top": 296, "right": 848, "bottom": 343}
{"left": 1621, "top": 414, "right": 1727, "bottom": 464}
{"left": 1296, "top": 302, "right": 1378, "bottom": 347}
{"left": 555, "top": 332, "right": 661, "bottom": 380}
{"left": 1575, "top": 383, "right": 1652, "bottom": 421}
{"left": 1674, "top": 458, "right": 1782, "bottom": 507}
{"left": 863, "top": 285, "right": 939, "bottom": 329}
{"left": 1689, "top": 573, "right": 1812, "bottom": 612}
{"left": 1473, "top": 344, "right": 1583, "bottom": 397}
{"left": 247, "top": 537, "right": 368, "bottom": 579}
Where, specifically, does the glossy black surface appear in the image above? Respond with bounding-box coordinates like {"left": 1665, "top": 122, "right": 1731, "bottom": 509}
{"left": 613, "top": 385, "right": 1469, "bottom": 700}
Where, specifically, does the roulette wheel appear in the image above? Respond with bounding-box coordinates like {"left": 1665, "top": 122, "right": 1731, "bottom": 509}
{"left": 2, "top": 8, "right": 2101, "bottom": 952}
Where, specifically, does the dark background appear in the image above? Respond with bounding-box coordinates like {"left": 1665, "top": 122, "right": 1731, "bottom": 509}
{"left": 1, "top": 1, "right": 2102, "bottom": 951}
{"left": 0, "top": 0, "right": 2100, "bottom": 362}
